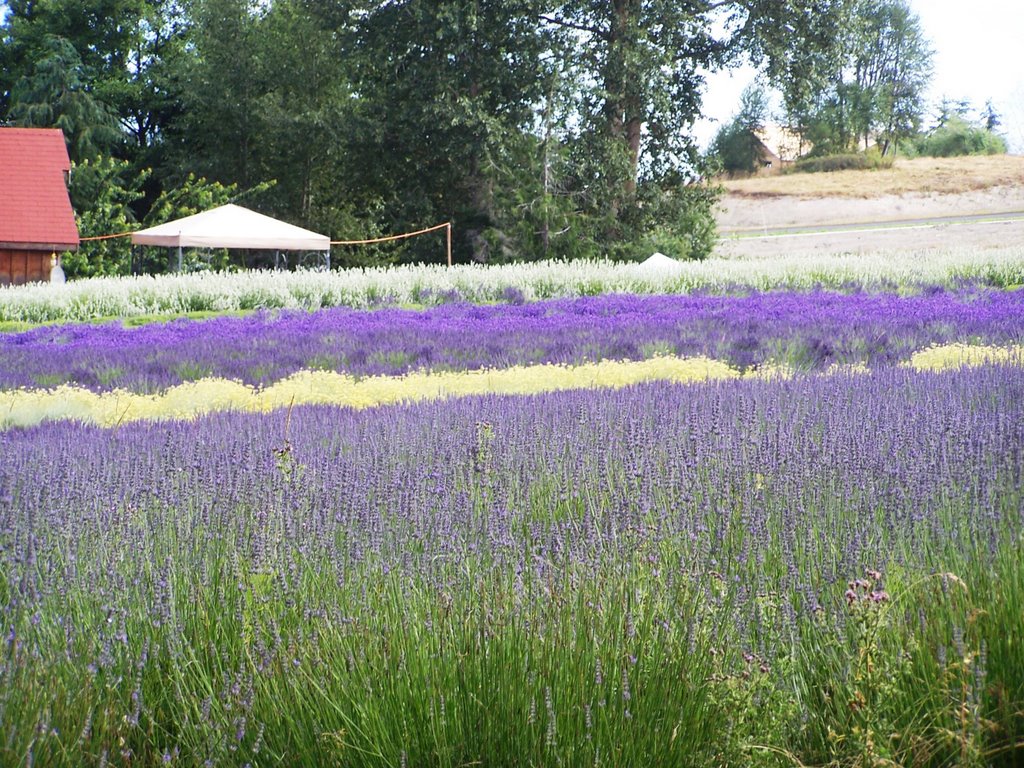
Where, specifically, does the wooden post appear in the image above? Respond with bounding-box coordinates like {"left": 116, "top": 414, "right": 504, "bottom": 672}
{"left": 446, "top": 222, "right": 452, "bottom": 267}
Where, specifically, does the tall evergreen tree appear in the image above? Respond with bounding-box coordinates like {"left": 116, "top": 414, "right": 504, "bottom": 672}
{"left": 1, "top": 0, "right": 183, "bottom": 142}
{"left": 8, "top": 35, "right": 121, "bottom": 161}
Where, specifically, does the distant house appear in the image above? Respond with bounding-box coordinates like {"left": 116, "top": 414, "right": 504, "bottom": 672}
{"left": 751, "top": 124, "right": 810, "bottom": 174}
{"left": 0, "top": 127, "right": 79, "bottom": 285}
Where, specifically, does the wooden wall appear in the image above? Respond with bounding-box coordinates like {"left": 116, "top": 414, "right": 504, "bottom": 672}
{"left": 0, "top": 249, "right": 52, "bottom": 286}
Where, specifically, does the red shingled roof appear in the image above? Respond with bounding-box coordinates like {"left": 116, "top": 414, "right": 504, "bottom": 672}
{"left": 0, "top": 127, "right": 80, "bottom": 250}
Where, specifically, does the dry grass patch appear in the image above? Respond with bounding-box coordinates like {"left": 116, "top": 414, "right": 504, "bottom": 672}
{"left": 722, "top": 155, "right": 1024, "bottom": 199}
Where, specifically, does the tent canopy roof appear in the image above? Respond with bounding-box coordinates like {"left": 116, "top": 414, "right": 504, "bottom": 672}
{"left": 131, "top": 204, "right": 330, "bottom": 251}
{"left": 640, "top": 252, "right": 684, "bottom": 272}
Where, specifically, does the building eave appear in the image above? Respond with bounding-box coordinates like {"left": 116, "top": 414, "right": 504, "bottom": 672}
{"left": 0, "top": 241, "right": 79, "bottom": 252}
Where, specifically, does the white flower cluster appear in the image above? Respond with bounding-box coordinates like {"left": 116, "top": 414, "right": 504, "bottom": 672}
{"left": 1, "top": 245, "right": 1022, "bottom": 324}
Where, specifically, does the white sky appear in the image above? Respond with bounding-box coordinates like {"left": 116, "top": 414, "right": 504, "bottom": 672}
{"left": 694, "top": 0, "right": 1024, "bottom": 154}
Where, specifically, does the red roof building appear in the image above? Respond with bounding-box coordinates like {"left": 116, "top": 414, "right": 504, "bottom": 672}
{"left": 0, "top": 127, "right": 79, "bottom": 285}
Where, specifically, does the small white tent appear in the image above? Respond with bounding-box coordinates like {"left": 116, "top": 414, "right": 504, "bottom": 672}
{"left": 131, "top": 204, "right": 330, "bottom": 251}
{"left": 640, "top": 252, "right": 684, "bottom": 272}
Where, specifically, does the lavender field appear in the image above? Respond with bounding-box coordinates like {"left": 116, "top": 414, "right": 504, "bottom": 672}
{"left": 2, "top": 274, "right": 1023, "bottom": 766}
{"left": 3, "top": 288, "right": 1023, "bottom": 392}
{"left": 2, "top": 366, "right": 1023, "bottom": 765}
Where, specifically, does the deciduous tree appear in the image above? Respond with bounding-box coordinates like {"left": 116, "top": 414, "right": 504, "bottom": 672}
{"left": 709, "top": 82, "right": 769, "bottom": 176}
{"left": 344, "top": 0, "right": 549, "bottom": 262}
{"left": 773, "top": 0, "right": 931, "bottom": 155}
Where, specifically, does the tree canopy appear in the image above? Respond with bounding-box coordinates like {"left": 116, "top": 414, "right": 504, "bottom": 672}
{"left": 773, "top": 0, "right": 932, "bottom": 156}
{"left": 1, "top": 0, "right": 865, "bottom": 271}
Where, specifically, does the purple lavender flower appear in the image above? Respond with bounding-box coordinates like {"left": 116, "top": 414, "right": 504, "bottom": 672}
{"left": 2, "top": 287, "right": 1021, "bottom": 392}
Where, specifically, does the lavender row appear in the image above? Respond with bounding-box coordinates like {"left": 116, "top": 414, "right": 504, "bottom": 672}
{"left": 4, "top": 247, "right": 1024, "bottom": 325}
{"left": 4, "top": 286, "right": 1024, "bottom": 392}
{"left": 3, "top": 365, "right": 1021, "bottom": 628}
{"left": 2, "top": 365, "right": 1023, "bottom": 763}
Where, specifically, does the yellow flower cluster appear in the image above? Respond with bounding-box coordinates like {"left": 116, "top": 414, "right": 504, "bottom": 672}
{"left": 905, "top": 343, "right": 1024, "bottom": 371}
{"left": 0, "top": 356, "right": 736, "bottom": 429}
{"left": 2, "top": 343, "right": 1020, "bottom": 429}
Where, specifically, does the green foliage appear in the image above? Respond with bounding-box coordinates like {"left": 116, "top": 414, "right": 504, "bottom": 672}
{"left": 0, "top": 0, "right": 186, "bottom": 159}
{"left": 341, "top": 0, "right": 551, "bottom": 263}
{"left": 792, "top": 150, "right": 893, "bottom": 174}
{"left": 711, "top": 123, "right": 765, "bottom": 177}
{"left": 982, "top": 100, "right": 1001, "bottom": 133}
{"left": 63, "top": 156, "right": 147, "bottom": 279}
{"left": 7, "top": 35, "right": 121, "bottom": 162}
{"left": 2, "top": 0, "right": 855, "bottom": 268}
{"left": 772, "top": 0, "right": 931, "bottom": 157}
{"left": 914, "top": 116, "right": 1008, "bottom": 157}
{"left": 856, "top": 0, "right": 932, "bottom": 155}
{"left": 708, "top": 83, "right": 772, "bottom": 178}
{"left": 318, "top": 197, "right": 402, "bottom": 269}
{"left": 113, "top": 1, "right": 191, "bottom": 163}
{"left": 164, "top": 0, "right": 264, "bottom": 188}
{"left": 545, "top": 1, "right": 722, "bottom": 246}
{"left": 638, "top": 182, "right": 719, "bottom": 261}
{"left": 250, "top": 0, "right": 361, "bottom": 233}
{"left": 748, "top": 0, "right": 860, "bottom": 131}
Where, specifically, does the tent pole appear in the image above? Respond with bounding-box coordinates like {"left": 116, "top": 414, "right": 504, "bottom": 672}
{"left": 177, "top": 245, "right": 183, "bottom": 272}
{"left": 446, "top": 222, "right": 452, "bottom": 267}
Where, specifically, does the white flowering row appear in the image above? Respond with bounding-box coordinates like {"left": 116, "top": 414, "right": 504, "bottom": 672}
{"left": 1, "top": 245, "right": 1022, "bottom": 324}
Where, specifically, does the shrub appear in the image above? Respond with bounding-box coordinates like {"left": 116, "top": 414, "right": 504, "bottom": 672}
{"left": 709, "top": 123, "right": 763, "bottom": 177}
{"left": 914, "top": 117, "right": 1008, "bottom": 157}
{"left": 791, "top": 150, "right": 894, "bottom": 174}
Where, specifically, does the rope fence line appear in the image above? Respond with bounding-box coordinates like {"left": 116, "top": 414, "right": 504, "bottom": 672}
{"left": 79, "top": 232, "right": 134, "bottom": 242}
{"left": 331, "top": 221, "right": 452, "bottom": 266}
{"left": 328, "top": 221, "right": 450, "bottom": 245}
{"left": 79, "top": 221, "right": 454, "bottom": 265}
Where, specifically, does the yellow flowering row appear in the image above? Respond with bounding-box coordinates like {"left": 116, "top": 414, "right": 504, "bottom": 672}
{"left": 1, "top": 356, "right": 735, "bottom": 429}
{"left": 1, "top": 343, "right": 1020, "bottom": 429}
{"left": 905, "top": 342, "right": 1024, "bottom": 370}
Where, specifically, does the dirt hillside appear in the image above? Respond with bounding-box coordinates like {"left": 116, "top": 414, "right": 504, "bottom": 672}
{"left": 714, "top": 155, "right": 1024, "bottom": 258}
{"left": 720, "top": 155, "right": 1024, "bottom": 199}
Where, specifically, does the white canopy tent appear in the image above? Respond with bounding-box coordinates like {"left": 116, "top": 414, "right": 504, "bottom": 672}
{"left": 639, "top": 252, "right": 685, "bottom": 272}
{"left": 131, "top": 203, "right": 330, "bottom": 270}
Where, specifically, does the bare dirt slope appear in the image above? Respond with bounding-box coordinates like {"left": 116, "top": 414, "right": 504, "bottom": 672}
{"left": 714, "top": 155, "right": 1024, "bottom": 258}
{"left": 720, "top": 155, "right": 1024, "bottom": 199}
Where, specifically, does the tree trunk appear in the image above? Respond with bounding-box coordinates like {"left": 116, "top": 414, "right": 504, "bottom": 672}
{"left": 625, "top": 116, "right": 641, "bottom": 196}
{"left": 601, "top": 0, "right": 641, "bottom": 220}
{"left": 540, "top": 83, "right": 554, "bottom": 255}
